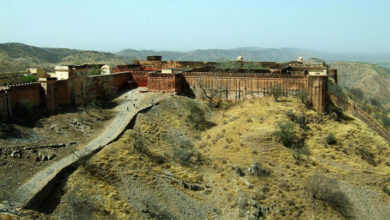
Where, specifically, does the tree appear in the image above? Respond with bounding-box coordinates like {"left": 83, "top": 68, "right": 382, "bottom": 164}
{"left": 22, "top": 75, "right": 37, "bottom": 83}
{"left": 198, "top": 83, "right": 221, "bottom": 107}
{"left": 215, "top": 57, "right": 240, "bottom": 73}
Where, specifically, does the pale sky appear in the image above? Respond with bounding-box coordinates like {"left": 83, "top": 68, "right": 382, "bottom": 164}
{"left": 0, "top": 0, "right": 389, "bottom": 53}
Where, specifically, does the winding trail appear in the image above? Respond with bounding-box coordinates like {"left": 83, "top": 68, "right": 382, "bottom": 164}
{"left": 1, "top": 88, "right": 160, "bottom": 210}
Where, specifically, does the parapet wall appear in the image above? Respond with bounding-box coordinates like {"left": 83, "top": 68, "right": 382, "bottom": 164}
{"left": 7, "top": 82, "right": 43, "bottom": 108}
{"left": 147, "top": 73, "right": 182, "bottom": 93}
{"left": 182, "top": 72, "right": 308, "bottom": 99}
{"left": 181, "top": 72, "right": 327, "bottom": 112}
{"left": 86, "top": 72, "right": 133, "bottom": 98}
{"left": 133, "top": 60, "right": 216, "bottom": 71}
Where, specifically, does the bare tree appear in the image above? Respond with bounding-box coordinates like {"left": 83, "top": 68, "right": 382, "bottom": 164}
{"left": 198, "top": 82, "right": 222, "bottom": 107}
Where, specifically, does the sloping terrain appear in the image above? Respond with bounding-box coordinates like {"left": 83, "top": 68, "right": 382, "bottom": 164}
{"left": 0, "top": 43, "right": 132, "bottom": 72}
{"left": 330, "top": 62, "right": 390, "bottom": 105}
{"left": 19, "top": 96, "right": 390, "bottom": 219}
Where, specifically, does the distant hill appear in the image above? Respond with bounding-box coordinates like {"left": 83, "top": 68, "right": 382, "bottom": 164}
{"left": 0, "top": 43, "right": 132, "bottom": 72}
{"left": 330, "top": 62, "right": 390, "bottom": 106}
{"left": 117, "top": 47, "right": 321, "bottom": 62}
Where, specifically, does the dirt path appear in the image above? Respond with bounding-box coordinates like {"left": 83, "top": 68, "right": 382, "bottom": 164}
{"left": 1, "top": 88, "right": 162, "bottom": 211}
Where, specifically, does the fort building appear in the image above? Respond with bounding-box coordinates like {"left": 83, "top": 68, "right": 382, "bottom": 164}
{"left": 0, "top": 56, "right": 336, "bottom": 121}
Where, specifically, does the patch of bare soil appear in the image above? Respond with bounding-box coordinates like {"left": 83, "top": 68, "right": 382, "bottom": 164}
{"left": 0, "top": 100, "right": 116, "bottom": 199}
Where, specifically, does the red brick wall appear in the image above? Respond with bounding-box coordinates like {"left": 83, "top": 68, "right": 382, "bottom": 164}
{"left": 147, "top": 74, "right": 182, "bottom": 93}
{"left": 130, "top": 71, "right": 148, "bottom": 87}
{"left": 7, "top": 83, "right": 43, "bottom": 108}
{"left": 55, "top": 80, "right": 71, "bottom": 105}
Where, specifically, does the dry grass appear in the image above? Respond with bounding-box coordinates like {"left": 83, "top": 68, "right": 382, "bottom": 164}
{"left": 42, "top": 96, "right": 390, "bottom": 219}
{"left": 193, "top": 96, "right": 390, "bottom": 219}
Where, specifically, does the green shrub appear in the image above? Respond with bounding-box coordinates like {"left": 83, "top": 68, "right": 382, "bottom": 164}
{"left": 296, "top": 90, "right": 310, "bottom": 107}
{"left": 286, "top": 110, "right": 306, "bottom": 129}
{"left": 326, "top": 133, "right": 337, "bottom": 145}
{"left": 369, "top": 97, "right": 382, "bottom": 108}
{"left": 22, "top": 75, "right": 37, "bottom": 83}
{"left": 382, "top": 114, "right": 390, "bottom": 129}
{"left": 293, "top": 144, "right": 310, "bottom": 161}
{"left": 328, "top": 81, "right": 346, "bottom": 99}
{"left": 348, "top": 88, "right": 364, "bottom": 100}
{"left": 328, "top": 104, "right": 343, "bottom": 121}
{"left": 275, "top": 121, "right": 297, "bottom": 148}
{"left": 187, "top": 102, "right": 215, "bottom": 131}
{"left": 248, "top": 162, "right": 271, "bottom": 177}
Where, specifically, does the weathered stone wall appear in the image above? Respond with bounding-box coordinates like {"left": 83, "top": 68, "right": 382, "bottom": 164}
{"left": 54, "top": 80, "right": 71, "bottom": 106}
{"left": 0, "top": 91, "right": 10, "bottom": 119}
{"left": 86, "top": 72, "right": 133, "bottom": 98}
{"left": 147, "top": 73, "right": 182, "bottom": 93}
{"left": 133, "top": 60, "right": 216, "bottom": 71}
{"left": 0, "top": 69, "right": 329, "bottom": 121}
{"left": 182, "top": 72, "right": 327, "bottom": 112}
{"left": 7, "top": 83, "right": 43, "bottom": 108}
{"left": 129, "top": 71, "right": 148, "bottom": 87}
{"left": 308, "top": 75, "right": 328, "bottom": 113}
{"left": 183, "top": 72, "right": 308, "bottom": 99}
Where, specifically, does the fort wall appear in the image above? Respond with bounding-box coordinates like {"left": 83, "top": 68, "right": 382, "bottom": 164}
{"left": 147, "top": 73, "right": 182, "bottom": 93}
{"left": 133, "top": 60, "right": 216, "bottom": 71}
{"left": 54, "top": 80, "right": 71, "bottom": 105}
{"left": 7, "top": 83, "right": 42, "bottom": 108}
{"left": 129, "top": 71, "right": 148, "bottom": 87}
{"left": 182, "top": 72, "right": 309, "bottom": 100}
{"left": 0, "top": 60, "right": 332, "bottom": 120}
{"left": 145, "top": 71, "right": 328, "bottom": 112}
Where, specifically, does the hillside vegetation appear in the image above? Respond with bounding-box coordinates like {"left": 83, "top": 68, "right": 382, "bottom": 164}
{"left": 26, "top": 96, "right": 390, "bottom": 219}
{"left": 0, "top": 43, "right": 132, "bottom": 72}
{"left": 330, "top": 62, "right": 390, "bottom": 107}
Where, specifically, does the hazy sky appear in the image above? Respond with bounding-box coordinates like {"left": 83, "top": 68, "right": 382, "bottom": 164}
{"left": 0, "top": 0, "right": 389, "bottom": 53}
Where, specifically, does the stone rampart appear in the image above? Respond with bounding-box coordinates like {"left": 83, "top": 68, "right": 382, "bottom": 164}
{"left": 147, "top": 73, "right": 182, "bottom": 93}
{"left": 181, "top": 72, "right": 327, "bottom": 112}
{"left": 0, "top": 66, "right": 330, "bottom": 121}
{"left": 7, "top": 82, "right": 43, "bottom": 108}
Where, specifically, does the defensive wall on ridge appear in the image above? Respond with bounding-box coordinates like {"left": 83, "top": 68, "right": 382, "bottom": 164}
{"left": 0, "top": 72, "right": 134, "bottom": 121}
{"left": 144, "top": 71, "right": 328, "bottom": 113}
{"left": 0, "top": 58, "right": 333, "bottom": 121}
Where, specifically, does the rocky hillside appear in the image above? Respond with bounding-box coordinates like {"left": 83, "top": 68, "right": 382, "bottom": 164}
{"left": 0, "top": 43, "right": 132, "bottom": 72}
{"left": 23, "top": 96, "right": 390, "bottom": 219}
{"left": 330, "top": 62, "right": 390, "bottom": 106}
